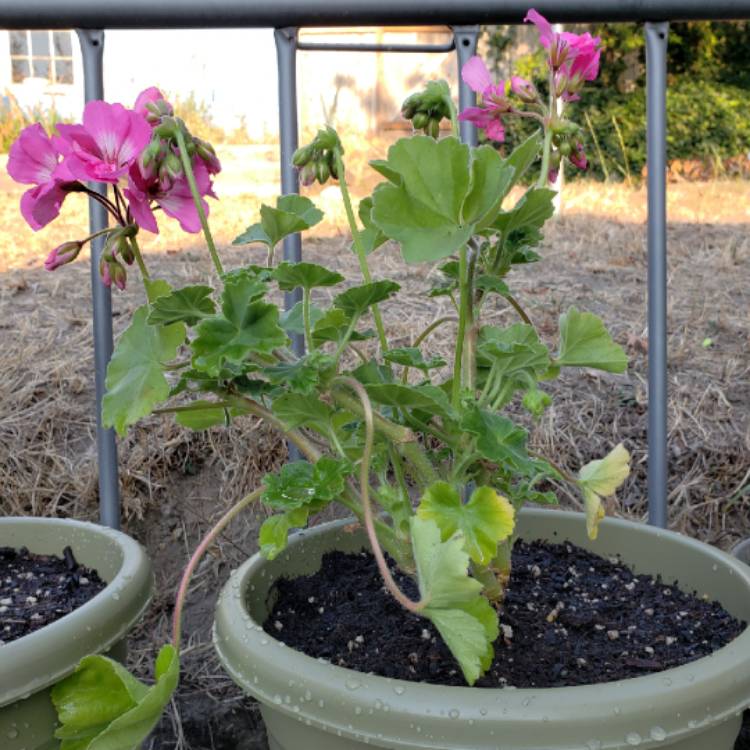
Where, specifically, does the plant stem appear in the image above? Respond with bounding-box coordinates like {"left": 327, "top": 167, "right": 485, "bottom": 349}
{"left": 335, "top": 377, "right": 423, "bottom": 614}
{"left": 128, "top": 236, "right": 150, "bottom": 282}
{"left": 302, "top": 287, "right": 314, "bottom": 351}
{"left": 536, "top": 68, "right": 557, "bottom": 189}
{"left": 451, "top": 244, "right": 470, "bottom": 408}
{"left": 505, "top": 292, "right": 533, "bottom": 327}
{"left": 174, "top": 127, "right": 224, "bottom": 277}
{"left": 173, "top": 486, "right": 264, "bottom": 648}
{"left": 333, "top": 149, "right": 388, "bottom": 353}
{"left": 413, "top": 315, "right": 459, "bottom": 348}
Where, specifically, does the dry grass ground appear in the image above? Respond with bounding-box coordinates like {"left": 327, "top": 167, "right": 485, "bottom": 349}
{"left": 1, "top": 159, "right": 749, "bottom": 748}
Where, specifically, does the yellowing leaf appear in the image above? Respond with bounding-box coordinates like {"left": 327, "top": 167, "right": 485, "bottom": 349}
{"left": 578, "top": 443, "right": 631, "bottom": 539}
{"left": 416, "top": 483, "right": 515, "bottom": 565}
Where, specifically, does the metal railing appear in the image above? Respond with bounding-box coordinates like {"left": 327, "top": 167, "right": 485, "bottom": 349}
{"left": 3, "top": 1, "right": 749, "bottom": 531}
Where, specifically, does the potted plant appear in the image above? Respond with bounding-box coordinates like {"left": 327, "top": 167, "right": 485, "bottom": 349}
{"left": 0, "top": 517, "right": 153, "bottom": 750}
{"left": 7, "top": 9, "right": 749, "bottom": 749}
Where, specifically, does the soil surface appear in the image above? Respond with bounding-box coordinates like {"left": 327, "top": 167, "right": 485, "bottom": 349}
{"left": 265, "top": 540, "right": 745, "bottom": 689}
{"left": 0, "top": 545, "right": 106, "bottom": 645}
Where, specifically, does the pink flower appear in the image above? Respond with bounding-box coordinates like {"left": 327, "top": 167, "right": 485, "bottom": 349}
{"left": 44, "top": 240, "right": 82, "bottom": 271}
{"left": 510, "top": 75, "right": 538, "bottom": 103}
{"left": 7, "top": 123, "right": 78, "bottom": 230}
{"left": 524, "top": 9, "right": 601, "bottom": 85}
{"left": 124, "top": 155, "right": 214, "bottom": 234}
{"left": 56, "top": 101, "right": 151, "bottom": 184}
{"left": 458, "top": 56, "right": 511, "bottom": 142}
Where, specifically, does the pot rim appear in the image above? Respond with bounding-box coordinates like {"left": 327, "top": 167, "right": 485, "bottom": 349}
{"left": 0, "top": 516, "right": 153, "bottom": 707}
{"left": 214, "top": 509, "right": 750, "bottom": 750}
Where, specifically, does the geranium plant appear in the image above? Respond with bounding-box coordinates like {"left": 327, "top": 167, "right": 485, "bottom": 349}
{"left": 8, "top": 10, "right": 631, "bottom": 745}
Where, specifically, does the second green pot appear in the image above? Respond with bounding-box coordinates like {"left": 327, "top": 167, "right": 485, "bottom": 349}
{"left": 0, "top": 517, "right": 153, "bottom": 750}
{"left": 214, "top": 509, "right": 750, "bottom": 750}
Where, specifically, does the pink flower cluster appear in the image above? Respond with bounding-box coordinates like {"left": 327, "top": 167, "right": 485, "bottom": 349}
{"left": 457, "top": 9, "right": 601, "bottom": 180}
{"left": 7, "top": 87, "right": 220, "bottom": 237}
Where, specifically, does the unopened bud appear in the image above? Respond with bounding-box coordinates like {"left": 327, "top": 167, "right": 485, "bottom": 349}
{"left": 315, "top": 159, "right": 330, "bottom": 184}
{"left": 144, "top": 98, "right": 175, "bottom": 125}
{"left": 558, "top": 141, "right": 572, "bottom": 158}
{"left": 153, "top": 116, "right": 179, "bottom": 140}
{"left": 117, "top": 236, "right": 135, "bottom": 265}
{"left": 412, "top": 112, "right": 429, "bottom": 130}
{"left": 164, "top": 152, "right": 183, "bottom": 180}
{"left": 428, "top": 119, "right": 441, "bottom": 139}
{"left": 314, "top": 126, "right": 340, "bottom": 152}
{"left": 292, "top": 143, "right": 314, "bottom": 168}
{"left": 299, "top": 163, "right": 316, "bottom": 187}
{"left": 109, "top": 259, "right": 128, "bottom": 291}
{"left": 401, "top": 97, "right": 418, "bottom": 120}
{"left": 141, "top": 139, "right": 162, "bottom": 168}
{"left": 44, "top": 240, "right": 82, "bottom": 271}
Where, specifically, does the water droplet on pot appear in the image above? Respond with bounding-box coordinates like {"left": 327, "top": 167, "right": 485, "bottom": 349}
{"left": 662, "top": 677, "right": 672, "bottom": 686}
{"left": 355, "top": 707, "right": 362, "bottom": 715}
{"left": 374, "top": 699, "right": 383, "bottom": 710}
{"left": 448, "top": 709, "right": 460, "bottom": 719}
{"left": 650, "top": 726, "right": 667, "bottom": 741}
{"left": 318, "top": 699, "right": 325, "bottom": 708}
{"left": 480, "top": 708, "right": 488, "bottom": 716}
{"left": 625, "top": 731, "right": 642, "bottom": 745}
{"left": 586, "top": 741, "right": 602, "bottom": 750}
{"left": 273, "top": 694, "right": 282, "bottom": 705}
{"left": 613, "top": 706, "right": 622, "bottom": 715}
{"left": 7, "top": 729, "right": 19, "bottom": 739}
{"left": 260, "top": 638, "right": 269, "bottom": 646}
{"left": 304, "top": 690, "right": 312, "bottom": 701}
{"left": 345, "top": 679, "right": 361, "bottom": 691}
{"left": 111, "top": 592, "right": 120, "bottom": 601}
{"left": 393, "top": 685, "right": 405, "bottom": 695}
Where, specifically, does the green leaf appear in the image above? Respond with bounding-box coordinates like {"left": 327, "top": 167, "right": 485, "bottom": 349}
{"left": 259, "top": 509, "right": 309, "bottom": 560}
{"left": 478, "top": 323, "right": 551, "bottom": 384}
{"left": 358, "top": 197, "right": 389, "bottom": 255}
{"left": 311, "top": 308, "right": 372, "bottom": 347}
{"left": 51, "top": 645, "right": 178, "bottom": 750}
{"left": 383, "top": 347, "right": 446, "bottom": 373}
{"left": 505, "top": 130, "right": 543, "bottom": 190}
{"left": 264, "top": 350, "right": 336, "bottom": 394}
{"left": 262, "top": 457, "right": 351, "bottom": 512}
{"left": 461, "top": 406, "right": 539, "bottom": 476}
{"left": 492, "top": 187, "right": 556, "bottom": 236}
{"left": 143, "top": 278, "right": 172, "bottom": 303}
{"left": 462, "top": 145, "right": 514, "bottom": 228}
{"left": 280, "top": 300, "right": 324, "bottom": 336}
{"left": 273, "top": 262, "right": 344, "bottom": 292}
{"left": 475, "top": 274, "right": 510, "bottom": 297}
{"left": 147, "top": 285, "right": 216, "bottom": 327}
{"left": 522, "top": 386, "right": 552, "bottom": 418}
{"left": 334, "top": 280, "right": 400, "bottom": 316}
{"left": 365, "top": 383, "right": 455, "bottom": 420}
{"left": 410, "top": 517, "right": 497, "bottom": 685}
{"left": 191, "top": 273, "right": 287, "bottom": 376}
{"left": 417, "top": 482, "right": 515, "bottom": 565}
{"left": 232, "top": 195, "right": 323, "bottom": 248}
{"left": 271, "top": 392, "right": 335, "bottom": 432}
{"left": 102, "top": 307, "right": 185, "bottom": 436}
{"left": 557, "top": 307, "right": 628, "bottom": 373}
{"left": 578, "top": 443, "right": 631, "bottom": 540}
{"left": 371, "top": 136, "right": 474, "bottom": 263}
{"left": 368, "top": 159, "right": 403, "bottom": 184}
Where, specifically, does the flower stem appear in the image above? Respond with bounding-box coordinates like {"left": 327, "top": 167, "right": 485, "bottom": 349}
{"left": 302, "top": 286, "right": 314, "bottom": 352}
{"left": 451, "top": 244, "right": 470, "bottom": 408}
{"left": 127, "top": 236, "right": 150, "bottom": 283}
{"left": 334, "top": 377, "right": 423, "bottom": 614}
{"left": 333, "top": 149, "right": 388, "bottom": 353}
{"left": 536, "top": 67, "right": 558, "bottom": 189}
{"left": 173, "top": 486, "right": 264, "bottom": 648}
{"left": 174, "top": 128, "right": 224, "bottom": 277}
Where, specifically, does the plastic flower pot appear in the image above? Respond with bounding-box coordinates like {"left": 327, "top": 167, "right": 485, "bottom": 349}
{"left": 214, "top": 509, "right": 750, "bottom": 750}
{"left": 732, "top": 538, "right": 750, "bottom": 568}
{"left": 0, "top": 517, "right": 153, "bottom": 750}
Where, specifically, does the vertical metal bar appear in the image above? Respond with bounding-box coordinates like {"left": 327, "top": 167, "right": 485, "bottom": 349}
{"left": 275, "top": 27, "right": 302, "bottom": 462}
{"left": 645, "top": 21, "right": 669, "bottom": 528}
{"left": 274, "top": 27, "right": 304, "bottom": 356}
{"left": 76, "top": 29, "right": 121, "bottom": 530}
{"left": 453, "top": 26, "right": 480, "bottom": 146}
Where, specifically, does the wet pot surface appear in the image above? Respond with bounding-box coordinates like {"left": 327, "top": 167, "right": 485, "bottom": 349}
{"left": 214, "top": 510, "right": 750, "bottom": 750}
{"left": 0, "top": 518, "right": 153, "bottom": 750}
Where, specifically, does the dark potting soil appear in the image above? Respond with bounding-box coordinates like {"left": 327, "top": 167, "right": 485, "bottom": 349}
{"left": 0, "top": 545, "right": 106, "bottom": 645}
{"left": 264, "top": 539, "right": 745, "bottom": 689}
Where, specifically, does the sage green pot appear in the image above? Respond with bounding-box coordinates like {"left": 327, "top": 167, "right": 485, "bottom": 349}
{"left": 214, "top": 509, "right": 750, "bottom": 750}
{"left": 0, "top": 517, "right": 153, "bottom": 750}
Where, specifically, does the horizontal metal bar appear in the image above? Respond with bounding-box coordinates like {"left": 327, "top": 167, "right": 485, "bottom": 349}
{"left": 1, "top": 0, "right": 750, "bottom": 28}
{"left": 297, "top": 41, "right": 455, "bottom": 53}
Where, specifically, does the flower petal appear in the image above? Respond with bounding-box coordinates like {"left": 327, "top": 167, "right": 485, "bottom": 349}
{"left": 461, "top": 56, "right": 493, "bottom": 94}
{"left": 7, "top": 124, "right": 59, "bottom": 185}
{"left": 524, "top": 8, "right": 555, "bottom": 47}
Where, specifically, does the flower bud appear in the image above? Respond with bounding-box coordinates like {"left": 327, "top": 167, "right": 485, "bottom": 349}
{"left": 164, "top": 152, "right": 183, "bottom": 180}
{"left": 510, "top": 76, "right": 538, "bottom": 103}
{"left": 401, "top": 97, "right": 419, "bottom": 120}
{"left": 109, "top": 258, "right": 128, "bottom": 291}
{"left": 99, "top": 253, "right": 112, "bottom": 288}
{"left": 299, "top": 163, "right": 316, "bottom": 187}
{"left": 117, "top": 235, "right": 135, "bottom": 265}
{"left": 326, "top": 152, "right": 339, "bottom": 180}
{"left": 144, "top": 98, "right": 174, "bottom": 125}
{"left": 315, "top": 159, "right": 330, "bottom": 184}
{"left": 412, "top": 112, "right": 429, "bottom": 130}
{"left": 558, "top": 140, "right": 572, "bottom": 158}
{"left": 44, "top": 240, "right": 82, "bottom": 271}
{"left": 570, "top": 142, "right": 588, "bottom": 171}
{"left": 141, "top": 139, "right": 162, "bottom": 168}
{"left": 428, "top": 119, "right": 441, "bottom": 139}
{"left": 314, "top": 126, "right": 340, "bottom": 152}
{"left": 292, "top": 143, "right": 314, "bottom": 168}
{"left": 153, "top": 116, "right": 179, "bottom": 140}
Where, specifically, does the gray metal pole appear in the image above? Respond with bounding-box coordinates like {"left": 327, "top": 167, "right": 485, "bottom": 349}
{"left": 76, "top": 29, "right": 121, "bottom": 530}
{"left": 275, "top": 27, "right": 303, "bottom": 463}
{"left": 453, "top": 26, "right": 479, "bottom": 147}
{"left": 645, "top": 21, "right": 669, "bottom": 528}
{"left": 275, "top": 27, "right": 304, "bottom": 357}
